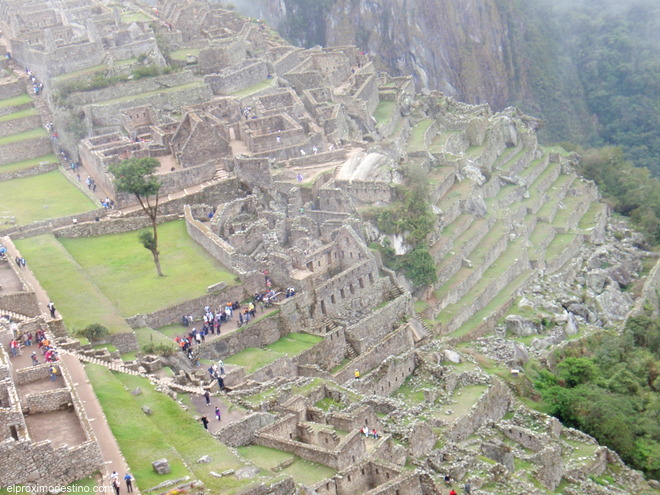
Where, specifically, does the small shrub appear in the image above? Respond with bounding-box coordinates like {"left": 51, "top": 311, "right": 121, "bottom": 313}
{"left": 78, "top": 323, "right": 109, "bottom": 342}
{"left": 142, "top": 342, "right": 176, "bottom": 357}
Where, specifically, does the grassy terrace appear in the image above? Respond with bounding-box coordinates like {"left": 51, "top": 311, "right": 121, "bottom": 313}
{"left": 0, "top": 107, "right": 37, "bottom": 122}
{"left": 15, "top": 235, "right": 132, "bottom": 334}
{"left": 169, "top": 48, "right": 201, "bottom": 61}
{"left": 445, "top": 270, "right": 532, "bottom": 338}
{"left": 121, "top": 12, "right": 150, "bottom": 23}
{"left": 373, "top": 100, "right": 396, "bottom": 125}
{"left": 535, "top": 175, "right": 574, "bottom": 220}
{"left": 0, "top": 127, "right": 47, "bottom": 146}
{"left": 406, "top": 119, "right": 433, "bottom": 152}
{"left": 0, "top": 153, "right": 57, "bottom": 174}
{"left": 52, "top": 59, "right": 136, "bottom": 83}
{"left": 498, "top": 148, "right": 526, "bottom": 172}
{"left": 224, "top": 333, "right": 323, "bottom": 374}
{"left": 436, "top": 179, "right": 473, "bottom": 211}
{"left": 437, "top": 238, "right": 525, "bottom": 324}
{"left": 529, "top": 222, "right": 554, "bottom": 248}
{"left": 519, "top": 154, "right": 547, "bottom": 180}
{"left": 0, "top": 93, "right": 31, "bottom": 109}
{"left": 86, "top": 365, "right": 251, "bottom": 494}
{"left": 231, "top": 79, "right": 276, "bottom": 98}
{"left": 492, "top": 145, "right": 520, "bottom": 169}
{"left": 529, "top": 161, "right": 560, "bottom": 192}
{"left": 553, "top": 189, "right": 587, "bottom": 227}
{"left": 59, "top": 220, "right": 236, "bottom": 316}
{"left": 237, "top": 445, "right": 335, "bottom": 485}
{"left": 545, "top": 233, "right": 575, "bottom": 260}
{"left": 96, "top": 81, "right": 203, "bottom": 105}
{"left": 428, "top": 130, "right": 461, "bottom": 153}
{"left": 579, "top": 203, "right": 606, "bottom": 230}
{"left": 431, "top": 385, "right": 488, "bottom": 421}
{"left": 435, "top": 217, "right": 486, "bottom": 271}
{"left": 242, "top": 378, "right": 324, "bottom": 407}
{"left": 0, "top": 170, "right": 95, "bottom": 224}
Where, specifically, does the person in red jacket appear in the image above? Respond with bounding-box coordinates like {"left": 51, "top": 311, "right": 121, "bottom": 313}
{"left": 449, "top": 490, "right": 457, "bottom": 495}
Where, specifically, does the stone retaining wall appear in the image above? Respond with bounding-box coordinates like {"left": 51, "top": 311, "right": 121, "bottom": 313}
{"left": 297, "top": 328, "right": 345, "bottom": 372}
{"left": 15, "top": 362, "right": 58, "bottom": 385}
{"left": 0, "top": 135, "right": 52, "bottom": 166}
{"left": 53, "top": 214, "right": 180, "bottom": 239}
{"left": 24, "top": 387, "right": 72, "bottom": 414}
{"left": 0, "top": 114, "right": 42, "bottom": 137}
{"left": 215, "top": 412, "right": 275, "bottom": 447}
{"left": 0, "top": 208, "right": 108, "bottom": 239}
{"left": 0, "top": 161, "right": 58, "bottom": 182}
{"left": 353, "top": 352, "right": 416, "bottom": 397}
{"left": 344, "top": 293, "right": 410, "bottom": 354}
{"left": 447, "top": 380, "right": 512, "bottom": 442}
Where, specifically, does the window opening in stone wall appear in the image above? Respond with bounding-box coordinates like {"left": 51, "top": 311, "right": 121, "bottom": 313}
{"left": 331, "top": 294, "right": 335, "bottom": 304}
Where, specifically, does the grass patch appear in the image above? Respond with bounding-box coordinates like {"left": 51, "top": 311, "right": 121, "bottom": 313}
{"left": 392, "top": 376, "right": 426, "bottom": 403}
{"left": 224, "top": 332, "right": 321, "bottom": 374}
{"left": 59, "top": 220, "right": 236, "bottom": 316}
{"left": 406, "top": 119, "right": 433, "bottom": 151}
{"left": 14, "top": 235, "right": 132, "bottom": 334}
{"left": 0, "top": 153, "right": 57, "bottom": 174}
{"left": 373, "top": 100, "right": 396, "bottom": 125}
{"left": 0, "top": 93, "right": 31, "bottom": 109}
{"left": 0, "top": 127, "right": 47, "bottom": 146}
{"left": 169, "top": 48, "right": 201, "bottom": 61}
{"left": 237, "top": 445, "right": 335, "bottom": 485}
{"left": 86, "top": 364, "right": 251, "bottom": 493}
{"left": 414, "top": 300, "right": 429, "bottom": 313}
{"left": 121, "top": 12, "right": 150, "bottom": 23}
{"left": 0, "top": 169, "right": 95, "bottom": 224}
{"left": 97, "top": 82, "right": 203, "bottom": 105}
{"left": 231, "top": 79, "right": 276, "bottom": 98}
{"left": 0, "top": 107, "right": 37, "bottom": 122}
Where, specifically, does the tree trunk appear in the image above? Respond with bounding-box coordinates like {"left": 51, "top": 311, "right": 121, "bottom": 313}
{"left": 151, "top": 248, "right": 163, "bottom": 277}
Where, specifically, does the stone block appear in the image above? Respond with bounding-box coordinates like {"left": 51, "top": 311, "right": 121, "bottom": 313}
{"left": 152, "top": 458, "right": 171, "bottom": 475}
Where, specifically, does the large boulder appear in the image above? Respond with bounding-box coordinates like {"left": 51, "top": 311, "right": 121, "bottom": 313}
{"left": 152, "top": 458, "right": 171, "bottom": 475}
{"left": 505, "top": 315, "right": 542, "bottom": 336}
{"left": 596, "top": 284, "right": 633, "bottom": 322}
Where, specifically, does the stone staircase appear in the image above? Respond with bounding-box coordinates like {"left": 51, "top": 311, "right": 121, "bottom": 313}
{"left": 0, "top": 309, "right": 33, "bottom": 322}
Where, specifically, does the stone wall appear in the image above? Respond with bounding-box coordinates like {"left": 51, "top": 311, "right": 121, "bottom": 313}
{"left": 184, "top": 205, "right": 236, "bottom": 270}
{"left": 0, "top": 135, "right": 52, "bottom": 166}
{"left": 107, "top": 331, "right": 139, "bottom": 353}
{"left": 0, "top": 290, "right": 40, "bottom": 318}
{"left": 353, "top": 352, "right": 416, "bottom": 397}
{"left": 199, "top": 311, "right": 285, "bottom": 360}
{"left": 53, "top": 214, "right": 180, "bottom": 239}
{"left": 24, "top": 387, "right": 72, "bottom": 414}
{"left": 0, "top": 113, "right": 41, "bottom": 137}
{"left": 0, "top": 161, "right": 58, "bottom": 182}
{"left": 297, "top": 328, "right": 346, "bottom": 372}
{"left": 0, "top": 207, "right": 107, "bottom": 239}
{"left": 447, "top": 380, "right": 512, "bottom": 442}
{"left": 0, "top": 78, "right": 25, "bottom": 100}
{"left": 125, "top": 283, "right": 248, "bottom": 329}
{"left": 204, "top": 60, "right": 269, "bottom": 96}
{"left": 15, "top": 362, "right": 58, "bottom": 385}
{"left": 334, "top": 325, "right": 415, "bottom": 384}
{"left": 345, "top": 293, "right": 410, "bottom": 354}
{"left": 215, "top": 411, "right": 275, "bottom": 447}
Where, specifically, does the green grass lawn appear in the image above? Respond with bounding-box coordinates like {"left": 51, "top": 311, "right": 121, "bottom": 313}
{"left": 407, "top": 119, "right": 433, "bottom": 152}
{"left": 225, "top": 333, "right": 322, "bottom": 374}
{"left": 0, "top": 107, "right": 37, "bottom": 122}
{"left": 86, "top": 365, "right": 252, "bottom": 493}
{"left": 0, "top": 127, "right": 47, "bottom": 145}
{"left": 59, "top": 220, "right": 236, "bottom": 316}
{"left": 169, "top": 48, "right": 201, "bottom": 61}
{"left": 373, "top": 100, "right": 396, "bottom": 125}
{"left": 231, "top": 79, "right": 276, "bottom": 98}
{"left": 15, "top": 235, "right": 133, "bottom": 334}
{"left": 237, "top": 445, "right": 335, "bottom": 485}
{"left": 0, "top": 153, "right": 57, "bottom": 174}
{"left": 0, "top": 170, "right": 95, "bottom": 224}
{"left": 0, "top": 93, "right": 31, "bottom": 109}
{"left": 98, "top": 82, "right": 203, "bottom": 105}
{"left": 121, "top": 12, "right": 150, "bottom": 23}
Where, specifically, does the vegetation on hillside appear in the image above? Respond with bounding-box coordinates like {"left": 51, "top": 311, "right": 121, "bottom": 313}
{"left": 568, "top": 145, "right": 660, "bottom": 243}
{"left": 533, "top": 310, "right": 660, "bottom": 479}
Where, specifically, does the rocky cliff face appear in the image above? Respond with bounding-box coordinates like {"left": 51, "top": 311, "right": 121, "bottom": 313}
{"left": 245, "top": 0, "right": 595, "bottom": 143}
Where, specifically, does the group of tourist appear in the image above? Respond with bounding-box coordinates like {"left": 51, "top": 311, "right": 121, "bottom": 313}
{"left": 444, "top": 474, "right": 471, "bottom": 495}
{"left": 110, "top": 471, "right": 133, "bottom": 494}
{"left": 14, "top": 256, "right": 26, "bottom": 268}
{"left": 360, "top": 426, "right": 379, "bottom": 439}
{"left": 25, "top": 67, "right": 43, "bottom": 95}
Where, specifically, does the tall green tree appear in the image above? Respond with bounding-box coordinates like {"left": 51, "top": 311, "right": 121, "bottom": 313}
{"left": 109, "top": 157, "right": 164, "bottom": 276}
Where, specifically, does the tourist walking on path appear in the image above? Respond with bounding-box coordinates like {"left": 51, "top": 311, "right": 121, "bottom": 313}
{"left": 204, "top": 390, "right": 211, "bottom": 406}
{"left": 215, "top": 406, "right": 221, "bottom": 421}
{"left": 124, "top": 473, "right": 133, "bottom": 493}
{"left": 47, "top": 301, "right": 56, "bottom": 318}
